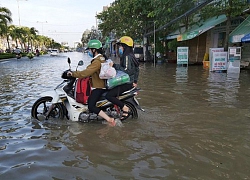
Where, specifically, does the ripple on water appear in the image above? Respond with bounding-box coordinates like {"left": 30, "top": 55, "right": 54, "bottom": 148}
{"left": 1, "top": 54, "right": 250, "bottom": 179}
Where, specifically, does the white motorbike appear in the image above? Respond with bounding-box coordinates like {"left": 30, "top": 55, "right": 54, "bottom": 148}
{"left": 31, "top": 58, "right": 144, "bottom": 123}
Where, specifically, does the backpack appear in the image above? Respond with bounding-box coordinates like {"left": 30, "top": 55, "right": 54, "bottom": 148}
{"left": 75, "top": 77, "right": 92, "bottom": 104}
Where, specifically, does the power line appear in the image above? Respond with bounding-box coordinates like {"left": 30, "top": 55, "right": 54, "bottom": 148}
{"left": 144, "top": 0, "right": 214, "bottom": 37}
{"left": 22, "top": 20, "right": 93, "bottom": 27}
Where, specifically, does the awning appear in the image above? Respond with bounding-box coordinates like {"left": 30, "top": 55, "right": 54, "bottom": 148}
{"left": 241, "top": 33, "right": 250, "bottom": 42}
{"left": 177, "top": 15, "right": 227, "bottom": 41}
{"left": 229, "top": 16, "right": 250, "bottom": 43}
{"left": 166, "top": 27, "right": 186, "bottom": 40}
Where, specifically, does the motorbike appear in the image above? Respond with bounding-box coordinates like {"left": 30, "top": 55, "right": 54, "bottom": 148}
{"left": 36, "top": 50, "right": 40, "bottom": 57}
{"left": 31, "top": 57, "right": 144, "bottom": 123}
{"left": 16, "top": 53, "right": 21, "bottom": 59}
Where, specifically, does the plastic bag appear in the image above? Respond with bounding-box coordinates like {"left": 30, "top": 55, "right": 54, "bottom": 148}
{"left": 106, "top": 70, "right": 130, "bottom": 89}
{"left": 99, "top": 59, "right": 116, "bottom": 79}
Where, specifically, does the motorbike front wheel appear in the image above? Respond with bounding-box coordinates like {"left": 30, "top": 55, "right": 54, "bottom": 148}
{"left": 31, "top": 96, "right": 65, "bottom": 120}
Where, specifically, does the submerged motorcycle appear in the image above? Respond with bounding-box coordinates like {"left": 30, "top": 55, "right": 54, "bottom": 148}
{"left": 31, "top": 58, "right": 144, "bottom": 123}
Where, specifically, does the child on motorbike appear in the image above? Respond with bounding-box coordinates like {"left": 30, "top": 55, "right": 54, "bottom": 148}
{"left": 67, "top": 39, "right": 119, "bottom": 126}
{"left": 106, "top": 36, "right": 140, "bottom": 120}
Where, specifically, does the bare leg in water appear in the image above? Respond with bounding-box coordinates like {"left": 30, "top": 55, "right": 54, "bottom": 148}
{"left": 98, "top": 110, "right": 116, "bottom": 126}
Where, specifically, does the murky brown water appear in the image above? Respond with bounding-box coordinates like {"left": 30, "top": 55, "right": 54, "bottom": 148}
{"left": 1, "top": 52, "right": 250, "bottom": 179}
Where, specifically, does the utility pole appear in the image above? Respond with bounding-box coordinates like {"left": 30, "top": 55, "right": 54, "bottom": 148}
{"left": 153, "top": 21, "right": 156, "bottom": 67}
{"left": 37, "top": 21, "right": 48, "bottom": 35}
{"left": 17, "top": 0, "right": 27, "bottom": 26}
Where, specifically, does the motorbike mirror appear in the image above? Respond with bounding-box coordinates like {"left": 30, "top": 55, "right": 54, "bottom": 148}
{"left": 67, "top": 57, "right": 71, "bottom": 64}
{"left": 78, "top": 60, "right": 84, "bottom": 66}
{"left": 67, "top": 57, "right": 71, "bottom": 70}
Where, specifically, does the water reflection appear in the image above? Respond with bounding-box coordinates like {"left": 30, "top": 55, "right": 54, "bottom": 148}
{"left": 225, "top": 72, "right": 240, "bottom": 105}
{"left": 206, "top": 72, "right": 240, "bottom": 107}
{"left": 207, "top": 72, "right": 228, "bottom": 106}
{"left": 1, "top": 53, "right": 250, "bottom": 179}
{"left": 175, "top": 66, "right": 188, "bottom": 83}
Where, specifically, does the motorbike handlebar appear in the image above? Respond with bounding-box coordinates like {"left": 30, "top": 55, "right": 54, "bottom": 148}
{"left": 61, "top": 69, "right": 75, "bottom": 79}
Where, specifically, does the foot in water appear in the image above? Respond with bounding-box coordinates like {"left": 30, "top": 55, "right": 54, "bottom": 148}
{"left": 102, "top": 119, "right": 123, "bottom": 127}
{"left": 113, "top": 119, "right": 123, "bottom": 127}
{"left": 121, "top": 106, "right": 130, "bottom": 120}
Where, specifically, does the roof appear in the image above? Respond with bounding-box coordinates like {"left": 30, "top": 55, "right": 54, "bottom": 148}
{"left": 229, "top": 16, "right": 250, "bottom": 43}
{"left": 177, "top": 14, "right": 227, "bottom": 41}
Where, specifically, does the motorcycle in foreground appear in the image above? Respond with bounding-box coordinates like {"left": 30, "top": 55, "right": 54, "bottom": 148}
{"left": 31, "top": 58, "right": 144, "bottom": 123}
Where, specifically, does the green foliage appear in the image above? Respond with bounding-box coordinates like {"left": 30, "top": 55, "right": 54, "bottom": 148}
{"left": 51, "top": 41, "right": 62, "bottom": 49}
{"left": 167, "top": 39, "right": 186, "bottom": 52}
{"left": 200, "top": 0, "right": 249, "bottom": 20}
{"left": 97, "top": 0, "right": 156, "bottom": 40}
{"left": 27, "top": 52, "right": 34, "bottom": 59}
{"left": 0, "top": 7, "right": 12, "bottom": 25}
{"left": 199, "top": 0, "right": 249, "bottom": 49}
{"left": 95, "top": 0, "right": 211, "bottom": 53}
{"left": 167, "top": 39, "right": 179, "bottom": 52}
{"left": 0, "top": 53, "right": 15, "bottom": 59}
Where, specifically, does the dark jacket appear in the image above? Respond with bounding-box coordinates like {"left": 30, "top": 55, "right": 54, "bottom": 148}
{"left": 113, "top": 53, "right": 139, "bottom": 83}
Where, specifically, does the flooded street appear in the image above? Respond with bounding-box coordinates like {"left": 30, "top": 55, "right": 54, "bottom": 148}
{"left": 1, "top": 52, "right": 250, "bottom": 179}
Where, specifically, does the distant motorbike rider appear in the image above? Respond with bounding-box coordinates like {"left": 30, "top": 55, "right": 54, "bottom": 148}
{"left": 14, "top": 47, "right": 21, "bottom": 58}
{"left": 36, "top": 49, "right": 40, "bottom": 56}
{"left": 67, "top": 39, "right": 118, "bottom": 126}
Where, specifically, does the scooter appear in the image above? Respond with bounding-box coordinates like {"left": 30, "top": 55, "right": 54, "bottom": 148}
{"left": 31, "top": 58, "right": 144, "bottom": 123}
{"left": 16, "top": 53, "right": 21, "bottom": 59}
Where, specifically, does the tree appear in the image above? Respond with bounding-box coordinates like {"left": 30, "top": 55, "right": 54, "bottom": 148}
{"left": 8, "top": 25, "right": 21, "bottom": 48}
{"left": 81, "top": 29, "right": 90, "bottom": 47}
{"left": 97, "top": 0, "right": 156, "bottom": 40}
{"left": 0, "top": 7, "right": 12, "bottom": 50}
{"left": 96, "top": 0, "right": 201, "bottom": 60}
{"left": 81, "top": 27, "right": 103, "bottom": 47}
{"left": 200, "top": 0, "right": 249, "bottom": 50}
{"left": 28, "top": 27, "right": 39, "bottom": 51}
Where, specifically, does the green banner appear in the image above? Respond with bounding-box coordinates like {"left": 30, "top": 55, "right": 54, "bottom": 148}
{"left": 178, "top": 30, "right": 200, "bottom": 41}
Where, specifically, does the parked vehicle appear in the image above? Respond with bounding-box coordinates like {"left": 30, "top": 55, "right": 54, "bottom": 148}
{"left": 134, "top": 47, "right": 144, "bottom": 61}
{"left": 50, "top": 49, "right": 59, "bottom": 56}
{"left": 31, "top": 58, "right": 144, "bottom": 123}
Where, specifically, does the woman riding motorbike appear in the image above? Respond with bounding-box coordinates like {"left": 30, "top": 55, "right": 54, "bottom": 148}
{"left": 67, "top": 39, "right": 118, "bottom": 126}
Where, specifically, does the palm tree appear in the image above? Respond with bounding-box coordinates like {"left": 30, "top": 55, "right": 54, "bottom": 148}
{"left": 0, "top": 7, "right": 12, "bottom": 51}
{"left": 0, "top": 7, "right": 12, "bottom": 29}
{"left": 28, "top": 27, "right": 38, "bottom": 51}
{"left": 8, "top": 25, "right": 21, "bottom": 49}
{"left": 18, "top": 26, "right": 29, "bottom": 51}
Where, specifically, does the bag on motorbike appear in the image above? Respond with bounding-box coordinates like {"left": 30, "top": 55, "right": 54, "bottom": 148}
{"left": 75, "top": 77, "right": 92, "bottom": 104}
{"left": 106, "top": 70, "right": 130, "bottom": 89}
{"left": 99, "top": 59, "right": 116, "bottom": 79}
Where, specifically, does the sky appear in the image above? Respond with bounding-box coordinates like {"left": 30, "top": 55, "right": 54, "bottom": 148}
{"left": 0, "top": 0, "right": 114, "bottom": 47}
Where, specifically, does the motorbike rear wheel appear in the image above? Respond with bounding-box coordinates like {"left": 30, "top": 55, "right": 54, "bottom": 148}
{"left": 122, "top": 101, "right": 138, "bottom": 121}
{"left": 31, "top": 96, "right": 64, "bottom": 120}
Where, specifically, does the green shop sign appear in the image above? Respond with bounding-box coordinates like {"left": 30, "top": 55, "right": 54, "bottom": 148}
{"left": 179, "top": 30, "right": 200, "bottom": 41}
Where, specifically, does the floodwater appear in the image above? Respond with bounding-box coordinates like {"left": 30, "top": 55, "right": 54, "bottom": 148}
{"left": 1, "top": 52, "right": 250, "bottom": 180}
